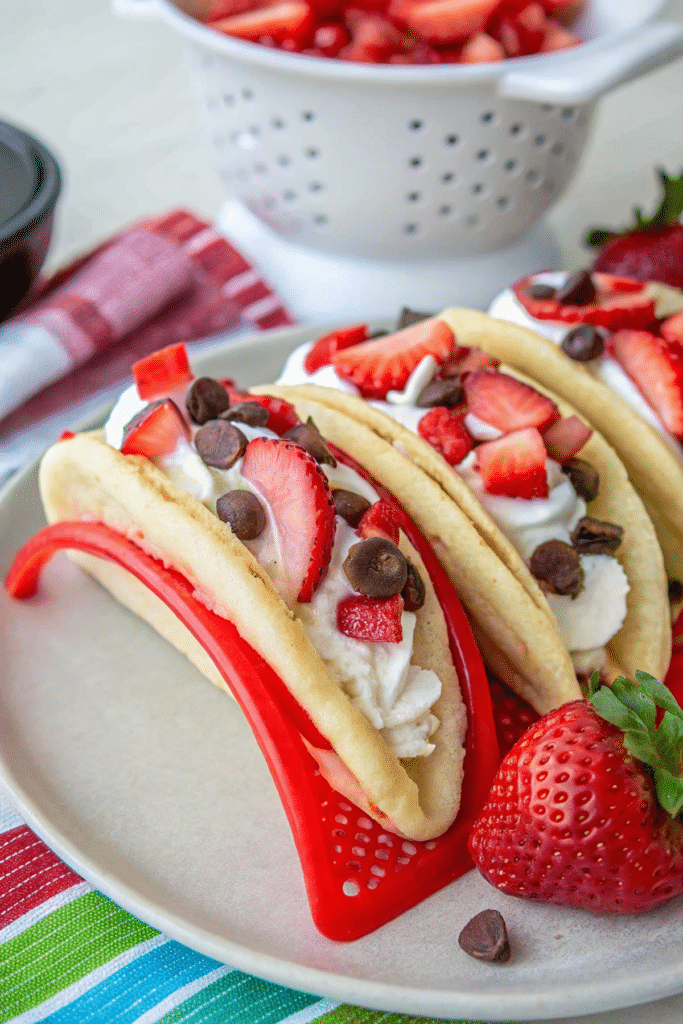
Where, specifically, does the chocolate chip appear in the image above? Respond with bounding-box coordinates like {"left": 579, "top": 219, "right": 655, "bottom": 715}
{"left": 333, "top": 489, "right": 371, "bottom": 528}
{"left": 570, "top": 515, "right": 623, "bottom": 555}
{"left": 561, "top": 324, "right": 605, "bottom": 362}
{"left": 416, "top": 377, "right": 463, "bottom": 408}
{"left": 216, "top": 490, "right": 266, "bottom": 540}
{"left": 530, "top": 540, "right": 584, "bottom": 597}
{"left": 343, "top": 537, "right": 408, "bottom": 598}
{"left": 556, "top": 270, "right": 596, "bottom": 306}
{"left": 396, "top": 307, "right": 434, "bottom": 329}
{"left": 562, "top": 458, "right": 600, "bottom": 502}
{"left": 283, "top": 418, "right": 337, "bottom": 467}
{"left": 186, "top": 377, "right": 231, "bottom": 424}
{"left": 669, "top": 580, "right": 683, "bottom": 604}
{"left": 525, "top": 282, "right": 556, "bottom": 299}
{"left": 458, "top": 909, "right": 511, "bottom": 964}
{"left": 220, "top": 401, "right": 270, "bottom": 427}
{"left": 402, "top": 559, "right": 426, "bottom": 611}
{"left": 195, "top": 420, "right": 248, "bottom": 469}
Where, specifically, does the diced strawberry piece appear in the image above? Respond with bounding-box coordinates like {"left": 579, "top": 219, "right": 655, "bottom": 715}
{"left": 463, "top": 370, "right": 559, "bottom": 434}
{"left": 224, "top": 384, "right": 300, "bottom": 435}
{"left": 357, "top": 500, "right": 401, "bottom": 543}
{"left": 311, "top": 21, "right": 351, "bottom": 54}
{"left": 418, "top": 406, "right": 474, "bottom": 464}
{"left": 476, "top": 427, "right": 549, "bottom": 499}
{"left": 59, "top": 430, "right": 76, "bottom": 441}
{"left": 388, "top": 39, "right": 442, "bottom": 61}
{"left": 133, "top": 342, "right": 193, "bottom": 402}
{"left": 389, "top": 0, "right": 499, "bottom": 42}
{"left": 513, "top": 273, "right": 657, "bottom": 331}
{"left": 661, "top": 311, "right": 683, "bottom": 345}
{"left": 539, "top": 19, "right": 580, "bottom": 50}
{"left": 337, "top": 593, "right": 404, "bottom": 642}
{"left": 541, "top": 414, "right": 592, "bottom": 463}
{"left": 121, "top": 399, "right": 191, "bottom": 459}
{"left": 608, "top": 328, "right": 683, "bottom": 438}
{"left": 460, "top": 29, "right": 505, "bottom": 61}
{"left": 304, "top": 323, "right": 369, "bottom": 374}
{"left": 206, "top": 0, "right": 263, "bottom": 20}
{"left": 331, "top": 316, "right": 455, "bottom": 398}
{"left": 439, "top": 345, "right": 500, "bottom": 376}
{"left": 211, "top": 1, "right": 313, "bottom": 42}
{"left": 241, "top": 436, "right": 336, "bottom": 602}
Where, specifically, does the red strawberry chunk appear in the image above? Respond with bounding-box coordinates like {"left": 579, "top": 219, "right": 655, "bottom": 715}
{"left": 389, "top": 0, "right": 499, "bottom": 43}
{"left": 418, "top": 406, "right": 474, "bottom": 465}
{"left": 331, "top": 317, "right": 455, "bottom": 398}
{"left": 460, "top": 29, "right": 505, "bottom": 60}
{"left": 541, "top": 414, "right": 592, "bottom": 463}
{"left": 661, "top": 311, "right": 683, "bottom": 345}
{"left": 337, "top": 593, "right": 404, "bottom": 642}
{"left": 513, "top": 272, "right": 657, "bottom": 331}
{"left": 241, "top": 436, "right": 336, "bottom": 603}
{"left": 357, "top": 500, "right": 401, "bottom": 543}
{"left": 224, "top": 384, "right": 300, "bottom": 435}
{"left": 211, "top": 1, "right": 313, "bottom": 42}
{"left": 463, "top": 370, "right": 559, "bottom": 433}
{"left": 439, "top": 345, "right": 500, "bottom": 376}
{"left": 476, "top": 427, "right": 549, "bottom": 499}
{"left": 304, "top": 323, "right": 369, "bottom": 374}
{"left": 133, "top": 342, "right": 193, "bottom": 401}
{"left": 206, "top": 0, "right": 264, "bottom": 20}
{"left": 121, "top": 399, "right": 191, "bottom": 459}
{"left": 608, "top": 328, "right": 683, "bottom": 438}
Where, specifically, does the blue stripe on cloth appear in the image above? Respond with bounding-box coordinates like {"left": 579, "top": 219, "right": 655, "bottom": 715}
{"left": 39, "top": 941, "right": 223, "bottom": 1024}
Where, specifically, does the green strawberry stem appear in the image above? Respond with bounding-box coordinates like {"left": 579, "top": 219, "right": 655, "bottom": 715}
{"left": 589, "top": 670, "right": 683, "bottom": 817}
{"left": 585, "top": 169, "right": 683, "bottom": 248}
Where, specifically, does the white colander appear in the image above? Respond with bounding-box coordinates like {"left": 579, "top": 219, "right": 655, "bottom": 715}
{"left": 115, "top": 0, "right": 683, "bottom": 261}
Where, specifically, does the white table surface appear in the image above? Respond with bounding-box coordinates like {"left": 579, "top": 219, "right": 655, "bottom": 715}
{"left": 3, "top": 1, "right": 683, "bottom": 1020}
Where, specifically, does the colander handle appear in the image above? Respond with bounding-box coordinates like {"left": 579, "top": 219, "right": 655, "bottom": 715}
{"left": 500, "top": 21, "right": 683, "bottom": 104}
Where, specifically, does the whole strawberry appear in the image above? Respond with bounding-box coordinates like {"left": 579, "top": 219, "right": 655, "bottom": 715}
{"left": 587, "top": 169, "right": 683, "bottom": 289}
{"left": 469, "top": 671, "right": 683, "bottom": 914}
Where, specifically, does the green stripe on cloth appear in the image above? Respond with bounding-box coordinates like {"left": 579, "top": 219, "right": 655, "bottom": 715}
{"left": 315, "top": 1006, "right": 484, "bottom": 1024}
{"left": 0, "top": 891, "right": 158, "bottom": 1022}
{"left": 156, "top": 969, "right": 319, "bottom": 1024}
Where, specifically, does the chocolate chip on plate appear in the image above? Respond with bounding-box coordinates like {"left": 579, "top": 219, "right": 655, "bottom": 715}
{"left": 284, "top": 418, "right": 337, "bottom": 467}
{"left": 562, "top": 458, "right": 600, "bottom": 502}
{"left": 570, "top": 515, "right": 623, "bottom": 555}
{"left": 343, "top": 537, "right": 408, "bottom": 598}
{"left": 458, "top": 909, "right": 511, "bottom": 964}
{"left": 561, "top": 324, "right": 605, "bottom": 362}
{"left": 332, "top": 488, "right": 371, "bottom": 528}
{"left": 525, "top": 282, "right": 556, "bottom": 300}
{"left": 530, "top": 539, "right": 584, "bottom": 598}
{"left": 216, "top": 490, "right": 266, "bottom": 540}
{"left": 195, "top": 420, "right": 248, "bottom": 469}
{"left": 416, "top": 377, "right": 463, "bottom": 408}
{"left": 556, "top": 269, "right": 597, "bottom": 306}
{"left": 402, "top": 559, "right": 426, "bottom": 611}
{"left": 220, "top": 401, "right": 270, "bottom": 427}
{"left": 186, "top": 377, "right": 231, "bottom": 424}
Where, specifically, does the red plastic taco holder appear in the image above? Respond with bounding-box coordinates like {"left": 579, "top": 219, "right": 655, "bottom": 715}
{"left": 5, "top": 460, "right": 499, "bottom": 941}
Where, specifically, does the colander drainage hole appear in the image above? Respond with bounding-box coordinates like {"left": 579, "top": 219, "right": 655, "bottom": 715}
{"left": 309, "top": 181, "right": 323, "bottom": 192}
{"left": 480, "top": 110, "right": 496, "bottom": 124}
{"left": 504, "top": 159, "right": 518, "bottom": 173}
{"left": 561, "top": 107, "right": 576, "bottom": 119}
{"left": 407, "top": 192, "right": 421, "bottom": 202}
{"left": 439, "top": 205, "right": 452, "bottom": 217}
{"left": 271, "top": 117, "right": 285, "bottom": 129}
{"left": 343, "top": 879, "right": 361, "bottom": 896}
{"left": 444, "top": 134, "right": 460, "bottom": 146}
{"left": 404, "top": 223, "right": 419, "bottom": 234}
{"left": 441, "top": 172, "right": 455, "bottom": 184}
{"left": 408, "top": 119, "right": 423, "bottom": 131}
{"left": 409, "top": 156, "right": 423, "bottom": 169}
{"left": 509, "top": 123, "right": 524, "bottom": 136}
{"left": 313, "top": 214, "right": 328, "bottom": 226}
{"left": 301, "top": 110, "right": 315, "bottom": 121}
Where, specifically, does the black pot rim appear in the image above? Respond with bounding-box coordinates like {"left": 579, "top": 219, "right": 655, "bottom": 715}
{"left": 0, "top": 122, "right": 62, "bottom": 249}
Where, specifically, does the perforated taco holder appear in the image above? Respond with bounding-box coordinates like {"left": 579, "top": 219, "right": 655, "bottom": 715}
{"left": 6, "top": 443, "right": 498, "bottom": 941}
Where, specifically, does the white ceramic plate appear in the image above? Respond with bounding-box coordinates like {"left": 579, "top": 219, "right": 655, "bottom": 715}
{"left": 2, "top": 326, "right": 683, "bottom": 1023}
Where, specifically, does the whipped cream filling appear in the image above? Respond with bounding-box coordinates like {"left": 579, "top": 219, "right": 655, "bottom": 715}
{"left": 105, "top": 382, "right": 443, "bottom": 758}
{"left": 488, "top": 275, "right": 683, "bottom": 465}
{"left": 275, "top": 340, "right": 629, "bottom": 662}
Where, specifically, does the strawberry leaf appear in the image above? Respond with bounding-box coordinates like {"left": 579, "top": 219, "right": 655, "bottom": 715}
{"left": 585, "top": 168, "right": 683, "bottom": 247}
{"left": 591, "top": 673, "right": 683, "bottom": 817}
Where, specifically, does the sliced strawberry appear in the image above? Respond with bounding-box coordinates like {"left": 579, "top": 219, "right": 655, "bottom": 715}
{"left": 439, "top": 345, "right": 500, "bottom": 376}
{"left": 389, "top": 0, "right": 499, "bottom": 43}
{"left": 340, "top": 11, "right": 410, "bottom": 60}
{"left": 224, "top": 384, "right": 300, "bottom": 435}
{"left": 357, "top": 500, "right": 401, "bottom": 544}
{"left": 211, "top": 1, "right": 313, "bottom": 42}
{"left": 133, "top": 342, "right": 193, "bottom": 402}
{"left": 661, "top": 311, "right": 683, "bottom": 345}
{"left": 304, "top": 323, "right": 369, "bottom": 374}
{"left": 608, "top": 328, "right": 683, "bottom": 438}
{"left": 418, "top": 406, "right": 474, "bottom": 465}
{"left": 206, "top": 0, "right": 264, "bottom": 20}
{"left": 331, "top": 317, "right": 455, "bottom": 398}
{"left": 121, "top": 399, "right": 191, "bottom": 459}
{"left": 459, "top": 29, "right": 505, "bottom": 60}
{"left": 463, "top": 370, "right": 559, "bottom": 434}
{"left": 241, "top": 437, "right": 336, "bottom": 602}
{"left": 512, "top": 272, "right": 657, "bottom": 331}
{"left": 337, "top": 593, "right": 404, "bottom": 642}
{"left": 541, "top": 414, "right": 592, "bottom": 463}
{"left": 476, "top": 427, "right": 549, "bottom": 499}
